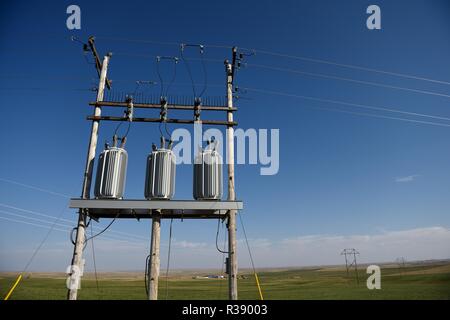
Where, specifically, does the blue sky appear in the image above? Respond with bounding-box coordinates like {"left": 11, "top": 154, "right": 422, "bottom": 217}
{"left": 1, "top": 0, "right": 450, "bottom": 271}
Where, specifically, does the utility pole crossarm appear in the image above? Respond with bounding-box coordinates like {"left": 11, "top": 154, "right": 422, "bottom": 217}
{"left": 88, "top": 36, "right": 112, "bottom": 90}
{"left": 89, "top": 101, "right": 237, "bottom": 112}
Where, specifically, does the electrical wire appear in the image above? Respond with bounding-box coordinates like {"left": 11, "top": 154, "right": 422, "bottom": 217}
{"left": 0, "top": 216, "right": 70, "bottom": 233}
{"left": 132, "top": 80, "right": 157, "bottom": 98}
{"left": 113, "top": 121, "right": 131, "bottom": 140}
{"left": 156, "top": 58, "right": 165, "bottom": 98}
{"left": 114, "top": 52, "right": 222, "bottom": 64}
{"left": 227, "top": 180, "right": 264, "bottom": 300}
{"left": 164, "top": 122, "right": 171, "bottom": 140}
{"left": 159, "top": 122, "right": 171, "bottom": 142}
{"left": 115, "top": 50, "right": 450, "bottom": 100}
{"left": 180, "top": 46, "right": 197, "bottom": 98}
{"left": 0, "top": 178, "right": 71, "bottom": 199}
{"left": 310, "top": 105, "right": 450, "bottom": 128}
{"left": 199, "top": 50, "right": 208, "bottom": 98}
{"left": 90, "top": 223, "right": 100, "bottom": 296}
{"left": 165, "top": 60, "right": 178, "bottom": 98}
{"left": 215, "top": 218, "right": 229, "bottom": 254}
{"left": 217, "top": 220, "right": 227, "bottom": 299}
{"left": 242, "top": 87, "right": 450, "bottom": 122}
{"left": 91, "top": 36, "right": 450, "bottom": 86}
{"left": 165, "top": 218, "right": 173, "bottom": 300}
{"left": 96, "top": 36, "right": 181, "bottom": 47}
{"left": 243, "top": 87, "right": 450, "bottom": 128}
{"left": 0, "top": 210, "right": 146, "bottom": 247}
{"left": 95, "top": 36, "right": 230, "bottom": 49}
{"left": 0, "top": 202, "right": 148, "bottom": 242}
{"left": 240, "top": 47, "right": 450, "bottom": 87}
{"left": 246, "top": 63, "right": 450, "bottom": 100}
{"left": 156, "top": 56, "right": 178, "bottom": 141}
{"left": 21, "top": 206, "right": 67, "bottom": 273}
{"left": 180, "top": 44, "right": 208, "bottom": 98}
{"left": 0, "top": 209, "right": 74, "bottom": 230}
{"left": 84, "top": 212, "right": 121, "bottom": 243}
{"left": 144, "top": 254, "right": 150, "bottom": 296}
{"left": 156, "top": 56, "right": 178, "bottom": 97}
{"left": 238, "top": 211, "right": 264, "bottom": 300}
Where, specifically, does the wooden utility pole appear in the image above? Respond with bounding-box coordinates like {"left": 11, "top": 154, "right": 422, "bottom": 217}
{"left": 67, "top": 53, "right": 111, "bottom": 300}
{"left": 148, "top": 212, "right": 161, "bottom": 300}
{"left": 226, "top": 47, "right": 238, "bottom": 300}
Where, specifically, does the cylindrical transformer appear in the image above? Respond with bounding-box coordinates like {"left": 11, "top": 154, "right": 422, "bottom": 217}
{"left": 94, "top": 144, "right": 128, "bottom": 199}
{"left": 145, "top": 148, "right": 176, "bottom": 200}
{"left": 193, "top": 148, "right": 223, "bottom": 200}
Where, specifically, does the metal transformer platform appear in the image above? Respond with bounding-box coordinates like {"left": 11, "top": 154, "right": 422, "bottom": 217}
{"left": 69, "top": 198, "right": 243, "bottom": 219}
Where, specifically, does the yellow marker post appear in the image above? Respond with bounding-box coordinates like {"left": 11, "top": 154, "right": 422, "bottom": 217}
{"left": 254, "top": 273, "right": 264, "bottom": 300}
{"left": 4, "top": 274, "right": 23, "bottom": 300}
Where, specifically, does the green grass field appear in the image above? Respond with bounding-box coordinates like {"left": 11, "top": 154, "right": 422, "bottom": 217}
{"left": 1, "top": 262, "right": 449, "bottom": 300}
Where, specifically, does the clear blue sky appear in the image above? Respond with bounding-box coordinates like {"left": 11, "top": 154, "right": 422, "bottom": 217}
{"left": 1, "top": 0, "right": 450, "bottom": 271}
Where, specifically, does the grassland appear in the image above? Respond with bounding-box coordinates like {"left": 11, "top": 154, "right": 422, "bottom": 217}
{"left": 1, "top": 262, "right": 449, "bottom": 300}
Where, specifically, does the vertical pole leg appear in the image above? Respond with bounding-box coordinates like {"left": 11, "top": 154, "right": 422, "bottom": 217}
{"left": 148, "top": 213, "right": 161, "bottom": 300}
{"left": 67, "top": 53, "right": 110, "bottom": 300}
{"left": 225, "top": 47, "right": 238, "bottom": 300}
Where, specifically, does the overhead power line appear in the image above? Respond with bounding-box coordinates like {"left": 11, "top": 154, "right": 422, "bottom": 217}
{"left": 94, "top": 36, "right": 230, "bottom": 49}
{"left": 0, "top": 209, "right": 75, "bottom": 230}
{"left": 0, "top": 178, "right": 71, "bottom": 198}
{"left": 0, "top": 179, "right": 149, "bottom": 241}
{"left": 240, "top": 48, "right": 450, "bottom": 86}
{"left": 242, "top": 87, "right": 450, "bottom": 121}
{"left": 0, "top": 202, "right": 148, "bottom": 242}
{"left": 21, "top": 206, "right": 67, "bottom": 273}
{"left": 0, "top": 216, "right": 70, "bottom": 234}
{"left": 244, "top": 87, "right": 450, "bottom": 128}
{"left": 311, "top": 105, "right": 450, "bottom": 128}
{"left": 89, "top": 36, "right": 450, "bottom": 86}
{"left": 246, "top": 63, "right": 450, "bottom": 100}
{"left": 0, "top": 213, "right": 145, "bottom": 245}
{"left": 113, "top": 52, "right": 450, "bottom": 100}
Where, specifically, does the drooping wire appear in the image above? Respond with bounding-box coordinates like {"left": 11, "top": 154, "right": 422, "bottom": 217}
{"left": 199, "top": 49, "right": 208, "bottom": 98}
{"left": 180, "top": 45, "right": 197, "bottom": 98}
{"left": 156, "top": 56, "right": 178, "bottom": 141}
{"left": 159, "top": 122, "right": 171, "bottom": 142}
{"left": 90, "top": 223, "right": 100, "bottom": 296}
{"left": 113, "top": 121, "right": 131, "bottom": 140}
{"left": 144, "top": 254, "right": 150, "bottom": 296}
{"left": 180, "top": 44, "right": 207, "bottom": 98}
{"left": 165, "top": 218, "right": 174, "bottom": 300}
{"left": 22, "top": 205, "right": 67, "bottom": 273}
{"left": 156, "top": 56, "right": 179, "bottom": 98}
{"left": 84, "top": 212, "right": 120, "bottom": 243}
{"left": 165, "top": 60, "right": 178, "bottom": 98}
{"left": 216, "top": 218, "right": 229, "bottom": 254}
{"left": 217, "top": 220, "right": 227, "bottom": 299}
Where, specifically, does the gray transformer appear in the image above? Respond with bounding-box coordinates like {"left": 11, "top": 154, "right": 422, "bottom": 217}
{"left": 193, "top": 149, "right": 223, "bottom": 200}
{"left": 94, "top": 146, "right": 128, "bottom": 199}
{"left": 145, "top": 148, "right": 176, "bottom": 200}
